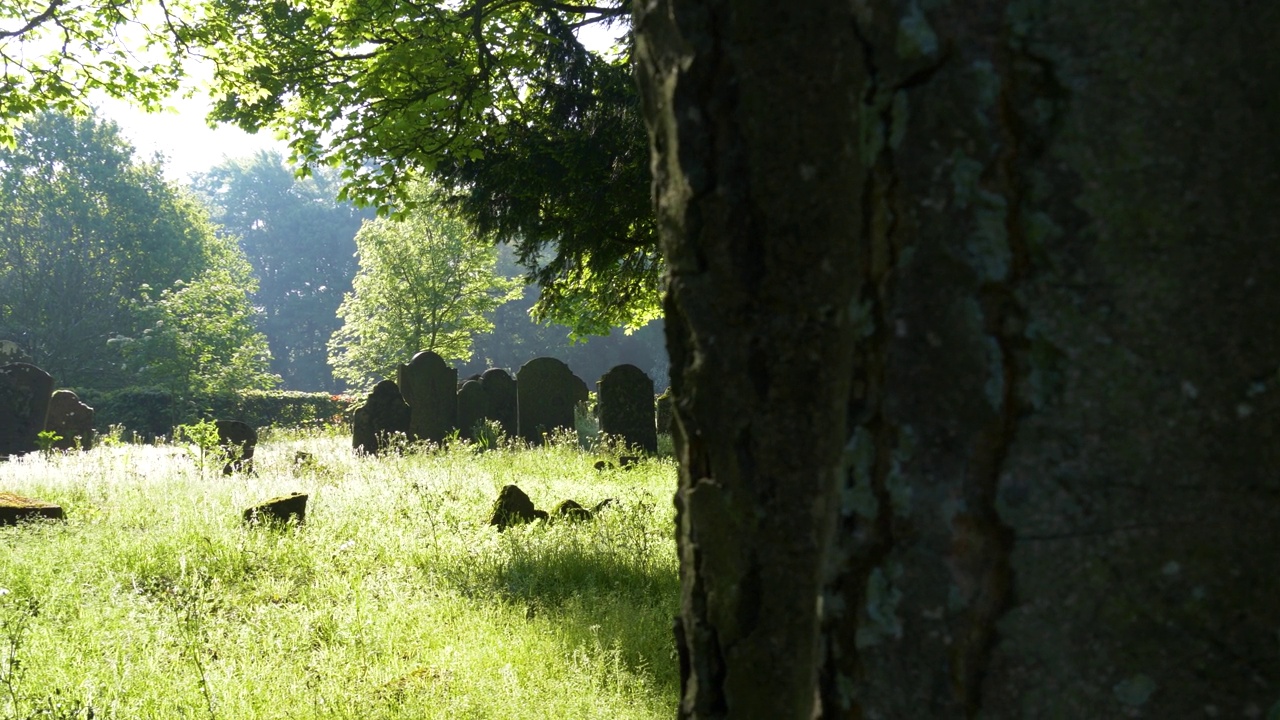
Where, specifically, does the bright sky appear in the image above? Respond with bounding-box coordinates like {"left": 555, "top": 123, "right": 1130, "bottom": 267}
{"left": 96, "top": 91, "right": 285, "bottom": 183}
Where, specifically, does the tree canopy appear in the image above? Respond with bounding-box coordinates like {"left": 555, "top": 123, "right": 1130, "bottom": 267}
{"left": 0, "top": 110, "right": 243, "bottom": 388}
{"left": 1, "top": 0, "right": 660, "bottom": 334}
{"left": 193, "top": 151, "right": 371, "bottom": 391}
{"left": 328, "top": 179, "right": 521, "bottom": 391}
{"left": 195, "top": 0, "right": 658, "bottom": 334}
{"left": 120, "top": 238, "right": 278, "bottom": 397}
{"left": 0, "top": 0, "right": 185, "bottom": 141}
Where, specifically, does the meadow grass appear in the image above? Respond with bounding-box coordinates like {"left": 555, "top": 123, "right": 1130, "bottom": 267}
{"left": 0, "top": 429, "right": 679, "bottom": 719}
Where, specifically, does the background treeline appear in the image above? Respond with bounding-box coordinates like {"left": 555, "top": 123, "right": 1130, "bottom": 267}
{"left": 0, "top": 110, "right": 666, "bottom": 433}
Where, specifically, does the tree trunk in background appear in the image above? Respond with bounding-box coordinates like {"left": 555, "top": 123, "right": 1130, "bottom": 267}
{"left": 635, "top": 1, "right": 1280, "bottom": 717}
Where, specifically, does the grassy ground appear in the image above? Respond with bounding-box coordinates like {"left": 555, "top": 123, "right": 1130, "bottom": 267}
{"left": 0, "top": 429, "right": 679, "bottom": 719}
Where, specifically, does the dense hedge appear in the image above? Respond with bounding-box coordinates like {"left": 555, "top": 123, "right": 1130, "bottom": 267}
{"left": 72, "top": 387, "right": 356, "bottom": 438}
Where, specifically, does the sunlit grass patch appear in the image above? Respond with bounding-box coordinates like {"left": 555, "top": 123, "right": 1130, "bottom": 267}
{"left": 0, "top": 430, "right": 678, "bottom": 719}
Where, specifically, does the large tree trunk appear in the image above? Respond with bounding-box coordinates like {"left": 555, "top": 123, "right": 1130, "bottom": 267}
{"left": 635, "top": 1, "right": 1280, "bottom": 717}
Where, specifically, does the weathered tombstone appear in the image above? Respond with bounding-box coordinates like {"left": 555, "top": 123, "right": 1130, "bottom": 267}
{"left": 486, "top": 484, "right": 547, "bottom": 530}
{"left": 0, "top": 341, "right": 30, "bottom": 365}
{"left": 397, "top": 350, "right": 458, "bottom": 444}
{"left": 351, "top": 380, "right": 412, "bottom": 454}
{"left": 516, "top": 357, "right": 579, "bottom": 444}
{"left": 44, "top": 390, "right": 95, "bottom": 451}
{"left": 597, "top": 364, "right": 657, "bottom": 453}
{"left": 456, "top": 380, "right": 486, "bottom": 441}
{"left": 0, "top": 492, "right": 64, "bottom": 525}
{"left": 0, "top": 363, "right": 54, "bottom": 457}
{"left": 656, "top": 387, "right": 674, "bottom": 436}
{"left": 215, "top": 420, "right": 257, "bottom": 475}
{"left": 243, "top": 493, "right": 308, "bottom": 526}
{"left": 479, "top": 368, "right": 517, "bottom": 437}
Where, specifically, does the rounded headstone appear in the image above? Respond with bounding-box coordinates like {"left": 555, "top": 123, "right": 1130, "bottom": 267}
{"left": 0, "top": 363, "right": 54, "bottom": 457}
{"left": 215, "top": 419, "right": 258, "bottom": 474}
{"left": 516, "top": 358, "right": 578, "bottom": 445}
{"left": 45, "top": 390, "right": 95, "bottom": 451}
{"left": 352, "top": 380, "right": 412, "bottom": 454}
{"left": 479, "top": 368, "right": 517, "bottom": 437}
{"left": 397, "top": 350, "right": 458, "bottom": 443}
{"left": 597, "top": 364, "right": 657, "bottom": 453}
{"left": 457, "top": 380, "right": 486, "bottom": 441}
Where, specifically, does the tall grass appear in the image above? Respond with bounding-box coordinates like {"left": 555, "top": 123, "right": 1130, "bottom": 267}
{"left": 0, "top": 429, "right": 679, "bottom": 719}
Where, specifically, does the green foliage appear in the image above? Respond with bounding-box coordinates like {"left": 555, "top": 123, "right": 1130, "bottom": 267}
{"left": 72, "top": 387, "right": 176, "bottom": 440}
{"left": 0, "top": 111, "right": 221, "bottom": 388}
{"left": 75, "top": 387, "right": 354, "bottom": 439}
{"left": 192, "top": 152, "right": 372, "bottom": 392}
{"left": 33, "top": 431, "right": 61, "bottom": 457}
{"left": 0, "top": 433, "right": 678, "bottom": 717}
{"left": 174, "top": 418, "right": 222, "bottom": 476}
{"left": 196, "top": 0, "right": 660, "bottom": 334}
{"left": 117, "top": 236, "right": 279, "bottom": 400}
{"left": 210, "top": 390, "right": 353, "bottom": 431}
{"left": 463, "top": 247, "right": 670, "bottom": 390}
{"left": 328, "top": 179, "right": 522, "bottom": 391}
{"left": 0, "top": 0, "right": 186, "bottom": 143}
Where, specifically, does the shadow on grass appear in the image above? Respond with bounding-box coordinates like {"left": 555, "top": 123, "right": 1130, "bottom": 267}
{"left": 431, "top": 507, "right": 680, "bottom": 697}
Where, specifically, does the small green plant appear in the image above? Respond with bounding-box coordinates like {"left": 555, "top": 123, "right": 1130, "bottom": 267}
{"left": 471, "top": 419, "right": 505, "bottom": 452}
{"left": 574, "top": 399, "right": 600, "bottom": 450}
{"left": 168, "top": 563, "right": 219, "bottom": 720}
{"left": 175, "top": 419, "right": 222, "bottom": 475}
{"left": 0, "top": 589, "right": 39, "bottom": 719}
{"left": 33, "top": 430, "right": 61, "bottom": 457}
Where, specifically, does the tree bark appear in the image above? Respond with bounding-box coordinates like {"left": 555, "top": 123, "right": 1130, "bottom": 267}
{"left": 635, "top": 1, "right": 1280, "bottom": 717}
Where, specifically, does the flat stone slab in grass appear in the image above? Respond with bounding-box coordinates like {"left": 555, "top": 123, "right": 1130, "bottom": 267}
{"left": 0, "top": 492, "right": 64, "bottom": 525}
{"left": 551, "top": 499, "right": 593, "bottom": 522}
{"left": 243, "top": 493, "right": 308, "bottom": 526}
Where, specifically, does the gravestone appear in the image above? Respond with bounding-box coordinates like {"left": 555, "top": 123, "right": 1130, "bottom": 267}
{"left": 597, "top": 364, "right": 657, "bottom": 453}
{"left": 215, "top": 420, "right": 257, "bottom": 475}
{"left": 351, "top": 380, "right": 412, "bottom": 454}
{"left": 0, "top": 341, "right": 30, "bottom": 365}
{"left": 479, "top": 368, "right": 517, "bottom": 437}
{"left": 656, "top": 388, "right": 674, "bottom": 436}
{"left": 0, "top": 363, "right": 54, "bottom": 457}
{"left": 0, "top": 492, "right": 64, "bottom": 525}
{"left": 516, "top": 357, "right": 578, "bottom": 444}
{"left": 456, "top": 380, "right": 486, "bottom": 441}
{"left": 397, "top": 350, "right": 458, "bottom": 444}
{"left": 44, "top": 390, "right": 95, "bottom": 451}
{"left": 486, "top": 484, "right": 547, "bottom": 530}
{"left": 243, "top": 493, "right": 308, "bottom": 526}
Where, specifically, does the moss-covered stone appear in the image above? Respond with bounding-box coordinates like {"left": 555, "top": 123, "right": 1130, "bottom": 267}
{"left": 243, "top": 492, "right": 307, "bottom": 526}
{"left": 0, "top": 492, "right": 64, "bottom": 525}
{"left": 550, "top": 499, "right": 593, "bottom": 522}
{"left": 487, "top": 484, "right": 543, "bottom": 530}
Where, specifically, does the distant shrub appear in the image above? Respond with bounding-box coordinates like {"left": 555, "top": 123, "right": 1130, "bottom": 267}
{"left": 72, "top": 387, "right": 356, "bottom": 438}
{"left": 73, "top": 387, "right": 175, "bottom": 440}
